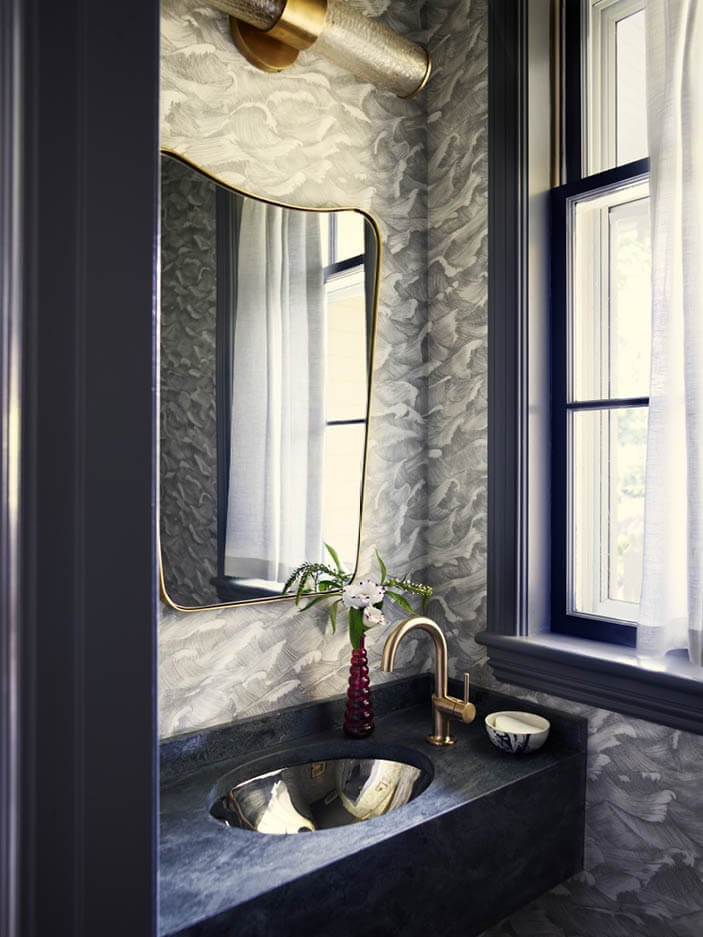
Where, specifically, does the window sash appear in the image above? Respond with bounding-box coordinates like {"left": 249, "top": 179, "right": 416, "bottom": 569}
{"left": 584, "top": 0, "right": 647, "bottom": 174}
{"left": 551, "top": 158, "right": 649, "bottom": 647}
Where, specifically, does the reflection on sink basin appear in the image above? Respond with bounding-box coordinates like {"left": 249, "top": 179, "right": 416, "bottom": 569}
{"left": 210, "top": 751, "right": 432, "bottom": 835}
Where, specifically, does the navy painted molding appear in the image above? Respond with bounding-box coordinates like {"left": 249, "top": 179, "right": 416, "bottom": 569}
{"left": 18, "top": 0, "right": 160, "bottom": 934}
{"left": 487, "top": 0, "right": 526, "bottom": 638}
{"left": 1, "top": 0, "right": 24, "bottom": 929}
{"left": 477, "top": 632, "right": 703, "bottom": 735}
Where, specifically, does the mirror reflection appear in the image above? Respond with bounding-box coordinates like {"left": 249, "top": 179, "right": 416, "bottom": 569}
{"left": 159, "top": 153, "right": 379, "bottom": 608}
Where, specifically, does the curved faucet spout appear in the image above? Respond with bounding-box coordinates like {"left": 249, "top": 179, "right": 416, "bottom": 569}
{"left": 381, "top": 615, "right": 475, "bottom": 746}
{"left": 381, "top": 616, "right": 449, "bottom": 699}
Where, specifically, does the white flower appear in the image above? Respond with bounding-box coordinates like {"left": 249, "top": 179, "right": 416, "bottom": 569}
{"left": 342, "top": 579, "right": 385, "bottom": 609}
{"left": 363, "top": 606, "right": 386, "bottom": 628}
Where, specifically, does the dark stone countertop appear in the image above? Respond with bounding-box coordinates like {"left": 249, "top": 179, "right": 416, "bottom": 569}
{"left": 160, "top": 677, "right": 587, "bottom": 937}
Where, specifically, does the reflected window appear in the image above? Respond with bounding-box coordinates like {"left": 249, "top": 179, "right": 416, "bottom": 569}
{"left": 320, "top": 213, "right": 371, "bottom": 569}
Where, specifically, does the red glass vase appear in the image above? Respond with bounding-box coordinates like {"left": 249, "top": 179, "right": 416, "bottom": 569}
{"left": 343, "top": 633, "right": 374, "bottom": 738}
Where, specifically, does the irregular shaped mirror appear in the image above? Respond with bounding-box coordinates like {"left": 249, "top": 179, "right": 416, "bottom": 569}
{"left": 159, "top": 152, "right": 379, "bottom": 609}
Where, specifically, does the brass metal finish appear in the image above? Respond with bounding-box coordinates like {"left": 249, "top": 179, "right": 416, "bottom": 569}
{"left": 381, "top": 616, "right": 476, "bottom": 746}
{"left": 432, "top": 692, "right": 476, "bottom": 724}
{"left": 158, "top": 149, "right": 381, "bottom": 613}
{"left": 229, "top": 17, "right": 299, "bottom": 72}
{"left": 268, "top": 0, "right": 327, "bottom": 51}
{"left": 204, "top": 0, "right": 431, "bottom": 96}
{"left": 400, "top": 49, "right": 432, "bottom": 101}
{"left": 229, "top": 0, "right": 327, "bottom": 74}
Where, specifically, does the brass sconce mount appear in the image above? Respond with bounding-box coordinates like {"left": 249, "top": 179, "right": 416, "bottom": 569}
{"left": 230, "top": 0, "right": 327, "bottom": 73}
{"left": 208, "top": 0, "right": 431, "bottom": 98}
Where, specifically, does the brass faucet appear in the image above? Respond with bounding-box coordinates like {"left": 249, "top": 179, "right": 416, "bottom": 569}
{"left": 380, "top": 615, "right": 476, "bottom": 746}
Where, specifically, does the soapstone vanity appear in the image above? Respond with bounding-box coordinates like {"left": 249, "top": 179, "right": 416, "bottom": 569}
{"left": 160, "top": 676, "right": 586, "bottom": 937}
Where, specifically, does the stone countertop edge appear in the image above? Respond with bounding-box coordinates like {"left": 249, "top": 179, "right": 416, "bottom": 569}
{"left": 159, "top": 681, "right": 587, "bottom": 937}
{"left": 160, "top": 674, "right": 587, "bottom": 785}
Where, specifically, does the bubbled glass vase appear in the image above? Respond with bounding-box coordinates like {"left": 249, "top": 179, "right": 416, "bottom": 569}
{"left": 343, "top": 633, "right": 375, "bottom": 738}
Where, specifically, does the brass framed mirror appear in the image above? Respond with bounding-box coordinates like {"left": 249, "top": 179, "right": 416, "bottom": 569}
{"left": 159, "top": 150, "right": 380, "bottom": 610}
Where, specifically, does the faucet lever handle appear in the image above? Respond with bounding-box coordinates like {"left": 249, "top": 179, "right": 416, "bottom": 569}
{"left": 463, "top": 672, "right": 470, "bottom": 704}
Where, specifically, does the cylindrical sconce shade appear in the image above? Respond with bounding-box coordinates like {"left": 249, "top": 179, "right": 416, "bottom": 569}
{"left": 313, "top": 0, "right": 430, "bottom": 98}
{"left": 206, "top": 0, "right": 431, "bottom": 98}
{"left": 209, "top": 0, "right": 284, "bottom": 30}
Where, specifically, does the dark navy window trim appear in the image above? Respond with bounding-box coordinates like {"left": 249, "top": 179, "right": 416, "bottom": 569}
{"left": 324, "top": 254, "right": 364, "bottom": 280}
{"left": 477, "top": 0, "right": 703, "bottom": 734}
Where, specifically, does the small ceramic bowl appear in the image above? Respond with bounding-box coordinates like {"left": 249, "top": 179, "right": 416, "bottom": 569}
{"left": 485, "top": 711, "right": 550, "bottom": 754}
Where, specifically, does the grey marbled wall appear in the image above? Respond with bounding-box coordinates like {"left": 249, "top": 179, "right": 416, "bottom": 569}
{"left": 159, "top": 0, "right": 432, "bottom": 736}
{"left": 160, "top": 155, "right": 218, "bottom": 607}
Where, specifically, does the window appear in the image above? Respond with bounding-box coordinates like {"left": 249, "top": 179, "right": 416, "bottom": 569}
{"left": 584, "top": 0, "right": 648, "bottom": 173}
{"left": 553, "top": 0, "right": 650, "bottom": 647}
{"left": 480, "top": 0, "right": 703, "bottom": 734}
{"left": 320, "top": 213, "right": 371, "bottom": 568}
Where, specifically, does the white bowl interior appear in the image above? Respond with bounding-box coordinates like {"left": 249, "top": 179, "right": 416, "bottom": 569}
{"left": 485, "top": 711, "right": 550, "bottom": 734}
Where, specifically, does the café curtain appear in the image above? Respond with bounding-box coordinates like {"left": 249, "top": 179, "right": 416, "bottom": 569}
{"left": 224, "top": 201, "right": 326, "bottom": 584}
{"left": 638, "top": 0, "right": 703, "bottom": 663}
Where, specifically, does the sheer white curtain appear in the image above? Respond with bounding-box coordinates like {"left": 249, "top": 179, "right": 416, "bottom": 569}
{"left": 224, "top": 201, "right": 326, "bottom": 584}
{"left": 638, "top": 0, "right": 703, "bottom": 663}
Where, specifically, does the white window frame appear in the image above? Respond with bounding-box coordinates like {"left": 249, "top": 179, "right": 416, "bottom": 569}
{"left": 584, "top": 0, "right": 647, "bottom": 175}
{"left": 566, "top": 177, "right": 650, "bottom": 627}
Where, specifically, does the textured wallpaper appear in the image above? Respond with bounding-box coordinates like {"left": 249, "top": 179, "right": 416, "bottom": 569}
{"left": 159, "top": 0, "right": 432, "bottom": 736}
{"left": 159, "top": 3, "right": 703, "bottom": 935}
{"left": 160, "top": 155, "right": 218, "bottom": 607}
{"left": 425, "top": 0, "right": 488, "bottom": 674}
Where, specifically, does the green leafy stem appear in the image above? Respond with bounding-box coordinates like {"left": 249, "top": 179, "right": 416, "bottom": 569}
{"left": 283, "top": 544, "right": 432, "bottom": 648}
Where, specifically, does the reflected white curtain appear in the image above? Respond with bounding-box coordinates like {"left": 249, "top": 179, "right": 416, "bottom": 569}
{"left": 638, "top": 0, "right": 703, "bottom": 663}
{"left": 224, "top": 202, "right": 326, "bottom": 584}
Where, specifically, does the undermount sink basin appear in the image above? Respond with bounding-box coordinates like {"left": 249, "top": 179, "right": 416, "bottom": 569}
{"left": 209, "top": 745, "right": 433, "bottom": 835}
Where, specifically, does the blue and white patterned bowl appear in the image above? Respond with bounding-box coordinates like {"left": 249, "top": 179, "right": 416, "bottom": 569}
{"left": 485, "top": 711, "right": 550, "bottom": 754}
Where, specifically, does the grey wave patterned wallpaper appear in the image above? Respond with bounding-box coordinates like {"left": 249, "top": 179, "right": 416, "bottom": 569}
{"left": 425, "top": 0, "right": 488, "bottom": 673}
{"left": 160, "top": 155, "right": 219, "bottom": 607}
{"left": 160, "top": 0, "right": 434, "bottom": 736}
{"left": 160, "top": 3, "right": 703, "bottom": 936}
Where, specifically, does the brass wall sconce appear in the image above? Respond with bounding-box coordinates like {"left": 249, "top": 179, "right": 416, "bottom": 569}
{"left": 206, "top": 0, "right": 431, "bottom": 98}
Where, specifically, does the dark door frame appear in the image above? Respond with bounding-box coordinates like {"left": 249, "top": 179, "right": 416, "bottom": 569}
{"left": 2, "top": 1, "right": 160, "bottom": 934}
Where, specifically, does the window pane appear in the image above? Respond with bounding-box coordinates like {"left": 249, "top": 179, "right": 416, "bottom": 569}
{"left": 570, "top": 407, "right": 647, "bottom": 619}
{"left": 586, "top": 0, "right": 647, "bottom": 173}
{"left": 323, "top": 423, "right": 365, "bottom": 568}
{"left": 570, "top": 179, "right": 650, "bottom": 401}
{"left": 325, "top": 266, "right": 368, "bottom": 421}
{"left": 610, "top": 195, "right": 651, "bottom": 396}
{"left": 616, "top": 10, "right": 648, "bottom": 166}
{"left": 335, "top": 211, "right": 365, "bottom": 263}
